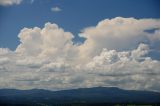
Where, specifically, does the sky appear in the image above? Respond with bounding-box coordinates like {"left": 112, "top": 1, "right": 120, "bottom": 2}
{"left": 0, "top": 0, "right": 160, "bottom": 50}
{"left": 0, "top": 0, "right": 160, "bottom": 91}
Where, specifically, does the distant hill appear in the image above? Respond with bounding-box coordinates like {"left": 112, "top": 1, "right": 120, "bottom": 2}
{"left": 0, "top": 87, "right": 160, "bottom": 105}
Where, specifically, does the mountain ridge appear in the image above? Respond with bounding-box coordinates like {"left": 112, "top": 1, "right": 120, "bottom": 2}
{"left": 0, "top": 87, "right": 160, "bottom": 104}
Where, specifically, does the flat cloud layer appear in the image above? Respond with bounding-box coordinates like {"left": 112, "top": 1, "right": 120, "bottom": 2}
{"left": 0, "top": 17, "right": 160, "bottom": 91}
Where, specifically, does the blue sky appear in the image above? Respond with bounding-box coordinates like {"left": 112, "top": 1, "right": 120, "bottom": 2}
{"left": 0, "top": 0, "right": 160, "bottom": 50}
{"left": 1, "top": 0, "right": 160, "bottom": 91}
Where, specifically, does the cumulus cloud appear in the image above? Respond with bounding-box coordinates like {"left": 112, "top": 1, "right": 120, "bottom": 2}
{"left": 79, "top": 17, "right": 160, "bottom": 59}
{"left": 131, "top": 43, "right": 149, "bottom": 59}
{"left": 0, "top": 48, "right": 11, "bottom": 55}
{"left": 0, "top": 0, "right": 22, "bottom": 6}
{"left": 16, "top": 22, "right": 77, "bottom": 59}
{"left": 0, "top": 17, "right": 160, "bottom": 91}
{"left": 51, "top": 6, "right": 62, "bottom": 12}
{"left": 85, "top": 44, "right": 160, "bottom": 91}
{"left": 0, "top": 57, "right": 10, "bottom": 65}
{"left": 86, "top": 43, "right": 149, "bottom": 69}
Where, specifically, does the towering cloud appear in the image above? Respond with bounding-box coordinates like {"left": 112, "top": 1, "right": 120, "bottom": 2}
{"left": 0, "top": 17, "right": 160, "bottom": 91}
{"left": 16, "top": 22, "right": 77, "bottom": 58}
{"left": 79, "top": 17, "right": 160, "bottom": 59}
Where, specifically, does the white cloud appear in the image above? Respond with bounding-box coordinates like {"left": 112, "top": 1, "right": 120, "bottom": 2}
{"left": 40, "top": 61, "right": 70, "bottom": 72}
{"left": 131, "top": 43, "right": 149, "bottom": 59}
{"left": 16, "top": 22, "right": 77, "bottom": 59}
{"left": 0, "top": 0, "right": 22, "bottom": 6}
{"left": 0, "top": 17, "right": 160, "bottom": 91}
{"left": 0, "top": 48, "right": 11, "bottom": 55}
{"left": 0, "top": 57, "right": 9, "bottom": 65}
{"left": 51, "top": 6, "right": 62, "bottom": 12}
{"left": 86, "top": 43, "right": 150, "bottom": 69}
{"left": 79, "top": 17, "right": 160, "bottom": 60}
{"left": 85, "top": 44, "right": 160, "bottom": 91}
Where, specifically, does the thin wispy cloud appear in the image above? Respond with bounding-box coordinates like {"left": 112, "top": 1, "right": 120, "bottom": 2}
{"left": 51, "top": 6, "right": 62, "bottom": 12}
